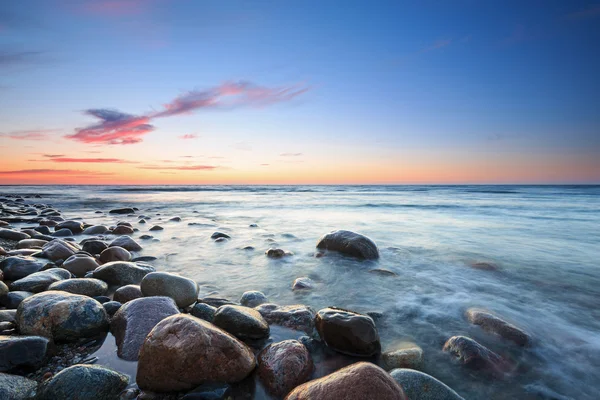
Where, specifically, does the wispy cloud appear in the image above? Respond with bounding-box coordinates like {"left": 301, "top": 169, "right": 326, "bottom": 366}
{"left": 65, "top": 109, "right": 154, "bottom": 145}
{"left": 566, "top": 5, "right": 600, "bottom": 20}
{"left": 1, "top": 129, "right": 60, "bottom": 140}
{"left": 0, "top": 169, "right": 114, "bottom": 176}
{"left": 43, "top": 154, "right": 65, "bottom": 158}
{"left": 47, "top": 157, "right": 137, "bottom": 163}
{"left": 280, "top": 152, "right": 303, "bottom": 157}
{"left": 139, "top": 165, "right": 219, "bottom": 171}
{"left": 178, "top": 134, "right": 199, "bottom": 140}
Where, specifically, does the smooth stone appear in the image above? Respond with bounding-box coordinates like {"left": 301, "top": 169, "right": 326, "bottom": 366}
{"left": 16, "top": 291, "right": 109, "bottom": 342}
{"left": 0, "top": 335, "right": 49, "bottom": 372}
{"left": 42, "top": 239, "right": 79, "bottom": 262}
{"left": 0, "top": 256, "right": 45, "bottom": 280}
{"left": 62, "top": 254, "right": 100, "bottom": 277}
{"left": 198, "top": 297, "right": 238, "bottom": 308}
{"left": 92, "top": 261, "right": 155, "bottom": 286}
{"left": 0, "top": 291, "right": 34, "bottom": 309}
{"left": 0, "top": 228, "right": 30, "bottom": 241}
{"left": 99, "top": 246, "right": 132, "bottom": 263}
{"left": 0, "top": 372, "right": 38, "bottom": 400}
{"left": 255, "top": 303, "right": 315, "bottom": 333}
{"left": 34, "top": 226, "right": 52, "bottom": 235}
{"left": 16, "top": 238, "right": 48, "bottom": 249}
{"left": 140, "top": 272, "right": 199, "bottom": 308}
{"left": 465, "top": 308, "right": 530, "bottom": 346}
{"left": 48, "top": 278, "right": 108, "bottom": 297}
{"left": 36, "top": 364, "right": 129, "bottom": 400}
{"left": 81, "top": 239, "right": 108, "bottom": 255}
{"left": 6, "top": 249, "right": 41, "bottom": 257}
{"left": 292, "top": 277, "right": 314, "bottom": 290}
{"left": 211, "top": 232, "right": 230, "bottom": 240}
{"left": 286, "top": 362, "right": 406, "bottom": 400}
{"left": 190, "top": 303, "right": 217, "bottom": 322}
{"left": 369, "top": 268, "right": 398, "bottom": 276}
{"left": 240, "top": 290, "right": 268, "bottom": 308}
{"left": 442, "top": 336, "right": 510, "bottom": 376}
{"left": 315, "top": 307, "right": 381, "bottom": 356}
{"left": 169, "top": 216, "right": 181, "bottom": 222}
{"left": 55, "top": 220, "right": 84, "bottom": 234}
{"left": 149, "top": 225, "right": 164, "bottom": 231}
{"left": 390, "top": 369, "right": 465, "bottom": 400}
{"left": 103, "top": 301, "right": 122, "bottom": 316}
{"left": 316, "top": 230, "right": 379, "bottom": 260}
{"left": 82, "top": 225, "right": 109, "bottom": 235}
{"left": 113, "top": 284, "right": 143, "bottom": 304}
{"left": 382, "top": 345, "right": 424, "bottom": 370}
{"left": 112, "top": 225, "right": 134, "bottom": 235}
{"left": 139, "top": 235, "right": 154, "bottom": 240}
{"left": 213, "top": 304, "right": 270, "bottom": 340}
{"left": 110, "top": 236, "right": 142, "bottom": 251}
{"left": 10, "top": 268, "right": 71, "bottom": 293}
{"left": 117, "top": 221, "right": 133, "bottom": 227}
{"left": 109, "top": 208, "right": 135, "bottom": 214}
{"left": 257, "top": 339, "right": 313, "bottom": 397}
{"left": 136, "top": 314, "right": 256, "bottom": 392}
{"left": 94, "top": 295, "right": 111, "bottom": 304}
{"left": 52, "top": 228, "right": 73, "bottom": 237}
{"left": 0, "top": 310, "right": 17, "bottom": 323}
{"left": 110, "top": 296, "right": 180, "bottom": 361}
{"left": 265, "top": 248, "right": 290, "bottom": 258}
{"left": 249, "top": 224, "right": 259, "bottom": 228}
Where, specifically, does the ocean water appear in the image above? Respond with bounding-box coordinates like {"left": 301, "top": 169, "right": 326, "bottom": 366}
{"left": 2, "top": 185, "right": 600, "bottom": 399}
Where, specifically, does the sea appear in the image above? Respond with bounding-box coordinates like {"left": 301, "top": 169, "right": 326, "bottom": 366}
{"left": 2, "top": 185, "right": 599, "bottom": 399}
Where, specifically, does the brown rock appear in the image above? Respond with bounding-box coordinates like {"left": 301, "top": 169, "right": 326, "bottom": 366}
{"left": 113, "top": 284, "right": 143, "bottom": 304}
{"left": 255, "top": 304, "right": 315, "bottom": 333}
{"left": 258, "top": 340, "right": 313, "bottom": 397}
{"left": 442, "top": 336, "right": 511, "bottom": 376}
{"left": 112, "top": 225, "right": 134, "bottom": 235}
{"left": 285, "top": 362, "right": 406, "bottom": 400}
{"left": 99, "top": 246, "right": 131, "bottom": 263}
{"left": 465, "top": 308, "right": 530, "bottom": 346}
{"left": 315, "top": 307, "right": 380, "bottom": 356}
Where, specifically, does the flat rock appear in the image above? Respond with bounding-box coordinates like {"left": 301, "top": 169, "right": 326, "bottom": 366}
{"left": 316, "top": 230, "right": 379, "bottom": 260}
{"left": 99, "top": 246, "right": 131, "bottom": 263}
{"left": 240, "top": 290, "right": 268, "bottom": 308}
{"left": 257, "top": 339, "right": 313, "bottom": 397}
{"left": 0, "top": 228, "right": 30, "bottom": 241}
{"left": 315, "top": 307, "right": 381, "bottom": 356}
{"left": 10, "top": 268, "right": 71, "bottom": 293}
{"left": 62, "top": 254, "right": 100, "bottom": 277}
{"left": 140, "top": 271, "right": 199, "bottom": 308}
{"left": 442, "top": 336, "right": 511, "bottom": 376}
{"left": 0, "top": 372, "right": 37, "bottom": 400}
{"left": 110, "top": 236, "right": 142, "bottom": 251}
{"left": 92, "top": 261, "right": 155, "bottom": 286}
{"left": 109, "top": 208, "right": 135, "bottom": 214}
{"left": 286, "top": 362, "right": 406, "bottom": 400}
{"left": 213, "top": 304, "right": 270, "bottom": 340}
{"left": 110, "top": 296, "right": 180, "bottom": 361}
{"left": 48, "top": 278, "right": 108, "bottom": 297}
{"left": 466, "top": 308, "right": 530, "bottom": 346}
{"left": 0, "top": 256, "right": 45, "bottom": 280}
{"left": 255, "top": 303, "right": 315, "bottom": 333}
{"left": 0, "top": 335, "right": 49, "bottom": 372}
{"left": 113, "top": 284, "right": 143, "bottom": 304}
{"left": 390, "top": 369, "right": 465, "bottom": 400}
{"left": 136, "top": 314, "right": 256, "bottom": 392}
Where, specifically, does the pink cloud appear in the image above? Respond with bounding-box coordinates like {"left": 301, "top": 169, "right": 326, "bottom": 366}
{"left": 48, "top": 157, "right": 136, "bottom": 163}
{"left": 2, "top": 129, "right": 60, "bottom": 140}
{"left": 0, "top": 169, "right": 114, "bottom": 176}
{"left": 65, "top": 109, "right": 154, "bottom": 145}
{"left": 178, "top": 134, "right": 199, "bottom": 140}
{"left": 139, "top": 165, "right": 218, "bottom": 171}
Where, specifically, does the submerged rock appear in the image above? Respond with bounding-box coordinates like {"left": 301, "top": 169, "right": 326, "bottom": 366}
{"left": 0, "top": 372, "right": 38, "bottom": 400}
{"left": 92, "top": 261, "right": 155, "bottom": 286}
{"left": 257, "top": 339, "right": 313, "bottom": 397}
{"left": 10, "top": 268, "right": 71, "bottom": 293}
{"left": 140, "top": 271, "right": 199, "bottom": 308}
{"left": 62, "top": 254, "right": 100, "bottom": 277}
{"left": 240, "top": 290, "right": 268, "bottom": 308}
{"left": 255, "top": 303, "right": 315, "bottom": 333}
{"left": 292, "top": 277, "right": 314, "bottom": 290}
{"left": 390, "top": 368, "right": 465, "bottom": 400}
{"left": 316, "top": 230, "right": 379, "bottom": 260}
{"left": 149, "top": 225, "right": 164, "bottom": 231}
{"left": 286, "top": 362, "right": 406, "bottom": 400}
{"left": 109, "top": 207, "right": 135, "bottom": 215}
{"left": 211, "top": 232, "right": 231, "bottom": 240}
{"left": 382, "top": 345, "right": 424, "bottom": 370}
{"left": 465, "top": 308, "right": 530, "bottom": 346}
{"left": 47, "top": 278, "right": 108, "bottom": 297}
{"left": 0, "top": 335, "right": 49, "bottom": 372}
{"left": 369, "top": 268, "right": 398, "bottom": 276}
{"left": 470, "top": 262, "right": 498, "bottom": 271}
{"left": 136, "top": 314, "right": 256, "bottom": 392}
{"left": 442, "top": 336, "right": 510, "bottom": 376}
{"left": 315, "top": 307, "right": 381, "bottom": 357}
{"left": 213, "top": 304, "right": 270, "bottom": 340}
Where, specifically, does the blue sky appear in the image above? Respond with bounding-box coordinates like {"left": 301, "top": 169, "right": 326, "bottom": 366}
{"left": 0, "top": 0, "right": 599, "bottom": 184}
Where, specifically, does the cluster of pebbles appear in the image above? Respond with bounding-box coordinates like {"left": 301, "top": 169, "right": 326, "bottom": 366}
{"left": 0, "top": 193, "right": 533, "bottom": 400}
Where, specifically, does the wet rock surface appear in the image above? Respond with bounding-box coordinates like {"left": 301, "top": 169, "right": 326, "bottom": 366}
{"left": 10, "top": 268, "right": 71, "bottom": 293}
{"left": 0, "top": 372, "right": 38, "bottom": 400}
{"left": 315, "top": 307, "right": 381, "bottom": 357}
{"left": 47, "top": 278, "right": 108, "bottom": 297}
{"left": 92, "top": 261, "right": 155, "bottom": 286}
{"left": 257, "top": 339, "right": 313, "bottom": 397}
{"left": 213, "top": 304, "right": 270, "bottom": 340}
{"left": 255, "top": 303, "right": 315, "bottom": 333}
{"left": 0, "top": 335, "right": 49, "bottom": 372}
{"left": 390, "top": 369, "right": 465, "bottom": 400}
{"left": 316, "top": 230, "right": 379, "bottom": 260}
{"left": 113, "top": 284, "right": 143, "bottom": 304}
{"left": 140, "top": 271, "right": 199, "bottom": 308}
{"left": 466, "top": 308, "right": 530, "bottom": 346}
{"left": 442, "top": 335, "right": 511, "bottom": 376}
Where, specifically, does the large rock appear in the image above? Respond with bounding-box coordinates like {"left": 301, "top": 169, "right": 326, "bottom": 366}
{"left": 10, "top": 268, "right": 71, "bottom": 293}
{"left": 213, "top": 305, "right": 270, "bottom": 340}
{"left": 240, "top": 290, "right": 268, "bottom": 308}
{"left": 92, "top": 261, "right": 155, "bottom": 286}
{"left": 82, "top": 225, "right": 109, "bottom": 235}
{"left": 0, "top": 335, "right": 49, "bottom": 372}
{"left": 140, "top": 272, "right": 199, "bottom": 308}
{"left": 0, "top": 291, "right": 33, "bottom": 309}
{"left": 465, "top": 308, "right": 530, "bottom": 346}
{"left": 62, "top": 254, "right": 100, "bottom": 277}
{"left": 442, "top": 336, "right": 510, "bottom": 376}
{"left": 390, "top": 369, "right": 465, "bottom": 400}
{"left": 113, "top": 284, "right": 143, "bottom": 304}
{"left": 0, "top": 256, "right": 45, "bottom": 281}
{"left": 109, "top": 235, "right": 142, "bottom": 251}
{"left": 48, "top": 278, "right": 108, "bottom": 297}
{"left": 315, "top": 307, "right": 380, "bottom": 356}
{"left": 110, "top": 296, "right": 179, "bottom": 361}
{"left": 81, "top": 239, "right": 108, "bottom": 255}
{"left": 255, "top": 303, "right": 315, "bottom": 333}
{"left": 36, "top": 364, "right": 129, "bottom": 400}
{"left": 42, "top": 239, "right": 79, "bottom": 262}
{"left": 0, "top": 228, "right": 30, "bottom": 241}
{"left": 382, "top": 345, "right": 423, "bottom": 370}
{"left": 16, "top": 291, "right": 109, "bottom": 342}
{"left": 316, "top": 230, "right": 379, "bottom": 260}
{"left": 136, "top": 314, "right": 256, "bottom": 392}
{"left": 99, "top": 246, "right": 131, "bottom": 263}
{"left": 109, "top": 207, "right": 135, "bottom": 214}
{"left": 16, "top": 238, "right": 48, "bottom": 249}
{"left": 257, "top": 340, "right": 313, "bottom": 397}
{"left": 112, "top": 225, "right": 134, "bottom": 235}
{"left": 0, "top": 372, "right": 37, "bottom": 400}
{"left": 55, "top": 220, "right": 84, "bottom": 234}
{"left": 286, "top": 362, "right": 406, "bottom": 400}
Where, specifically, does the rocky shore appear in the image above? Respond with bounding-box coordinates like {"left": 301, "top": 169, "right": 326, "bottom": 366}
{"left": 0, "top": 193, "right": 534, "bottom": 399}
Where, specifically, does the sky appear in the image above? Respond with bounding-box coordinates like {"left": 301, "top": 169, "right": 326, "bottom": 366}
{"left": 0, "top": 0, "right": 599, "bottom": 184}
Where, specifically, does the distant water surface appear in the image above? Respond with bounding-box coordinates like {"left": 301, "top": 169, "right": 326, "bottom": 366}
{"left": 2, "top": 185, "right": 599, "bottom": 399}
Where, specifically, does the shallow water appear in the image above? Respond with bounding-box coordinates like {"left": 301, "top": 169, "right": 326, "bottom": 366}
{"left": 2, "top": 185, "right": 600, "bottom": 399}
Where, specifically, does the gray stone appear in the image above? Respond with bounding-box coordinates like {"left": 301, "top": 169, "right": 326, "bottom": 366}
{"left": 16, "top": 238, "right": 48, "bottom": 249}
{"left": 240, "top": 290, "right": 268, "bottom": 308}
{"left": 255, "top": 303, "right": 315, "bottom": 333}
{"left": 0, "top": 335, "right": 49, "bottom": 372}
{"left": 382, "top": 345, "right": 424, "bottom": 370}
{"left": 81, "top": 239, "right": 108, "bottom": 255}
{"left": 315, "top": 307, "right": 380, "bottom": 356}
{"left": 48, "top": 278, "right": 108, "bottom": 297}
{"left": 99, "top": 246, "right": 131, "bottom": 263}
{"left": 213, "top": 304, "right": 270, "bottom": 340}
{"left": 42, "top": 239, "right": 79, "bottom": 262}
{"left": 0, "top": 310, "right": 16, "bottom": 323}
{"left": 0, "top": 256, "right": 45, "bottom": 281}
{"left": 292, "top": 277, "right": 314, "bottom": 290}
{"left": 190, "top": 303, "right": 217, "bottom": 322}
{"left": 55, "top": 220, "right": 84, "bottom": 234}
{"left": 0, "top": 291, "right": 34, "bottom": 309}
{"left": 140, "top": 271, "right": 199, "bottom": 308}
{"left": 0, "top": 228, "right": 30, "bottom": 241}
{"left": 92, "top": 261, "right": 155, "bottom": 286}
{"left": 316, "top": 230, "right": 379, "bottom": 260}
{"left": 62, "top": 254, "right": 100, "bottom": 277}
{"left": 82, "top": 225, "right": 109, "bottom": 235}
{"left": 109, "top": 236, "right": 142, "bottom": 251}
{"left": 52, "top": 228, "right": 73, "bottom": 237}
{"left": 390, "top": 369, "right": 465, "bottom": 400}
{"left": 103, "top": 301, "right": 121, "bottom": 316}
{"left": 113, "top": 284, "right": 143, "bottom": 304}
{"left": 0, "top": 372, "right": 37, "bottom": 400}
{"left": 10, "top": 268, "right": 71, "bottom": 293}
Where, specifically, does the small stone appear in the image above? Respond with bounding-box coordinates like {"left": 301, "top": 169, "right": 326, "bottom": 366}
{"left": 52, "top": 228, "right": 73, "bottom": 237}
{"left": 315, "top": 307, "right": 380, "bottom": 357}
{"left": 103, "top": 301, "right": 122, "bottom": 317}
{"left": 240, "top": 290, "right": 268, "bottom": 308}
{"left": 442, "top": 336, "right": 511, "bottom": 376}
{"left": 149, "top": 225, "right": 164, "bottom": 231}
{"left": 255, "top": 303, "right": 315, "bottom": 333}
{"left": 92, "top": 261, "right": 155, "bottom": 286}
{"left": 62, "top": 254, "right": 100, "bottom": 277}
{"left": 42, "top": 239, "right": 79, "bottom": 262}
{"left": 292, "top": 277, "right": 314, "bottom": 290}
{"left": 257, "top": 340, "right": 313, "bottom": 397}
{"left": 82, "top": 225, "right": 109, "bottom": 235}
{"left": 211, "top": 232, "right": 230, "bottom": 240}
{"left": 316, "top": 230, "right": 379, "bottom": 260}
{"left": 213, "top": 305, "right": 270, "bottom": 340}
{"left": 139, "top": 235, "right": 154, "bottom": 240}
{"left": 55, "top": 221, "right": 84, "bottom": 234}
{"left": 99, "top": 246, "right": 132, "bottom": 263}
{"left": 169, "top": 216, "right": 181, "bottom": 222}
{"left": 112, "top": 225, "right": 134, "bottom": 235}
{"left": 265, "top": 248, "right": 289, "bottom": 258}
{"left": 81, "top": 239, "right": 108, "bottom": 255}
{"left": 113, "top": 284, "right": 143, "bottom": 304}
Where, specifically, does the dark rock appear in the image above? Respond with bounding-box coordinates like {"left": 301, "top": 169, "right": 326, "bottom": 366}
{"left": 55, "top": 220, "right": 84, "bottom": 234}
{"left": 0, "top": 372, "right": 37, "bottom": 400}
{"left": 0, "top": 228, "right": 30, "bottom": 241}
{"left": 16, "top": 291, "right": 109, "bottom": 342}
{"left": 316, "top": 230, "right": 379, "bottom": 260}
{"left": 34, "top": 226, "right": 52, "bottom": 235}
{"left": 117, "top": 221, "right": 133, "bottom": 227}
{"left": 211, "top": 232, "right": 230, "bottom": 240}
{"left": 249, "top": 224, "right": 259, "bottom": 228}
{"left": 94, "top": 295, "right": 111, "bottom": 304}
{"left": 255, "top": 303, "right": 315, "bottom": 333}
{"left": 213, "top": 304, "right": 270, "bottom": 340}
{"left": 470, "top": 262, "right": 498, "bottom": 271}
{"left": 10, "top": 268, "right": 71, "bottom": 293}
{"left": 109, "top": 208, "right": 135, "bottom": 215}
{"left": 140, "top": 272, "right": 199, "bottom": 308}
{"left": 0, "top": 335, "right": 49, "bottom": 372}
{"left": 0, "top": 256, "right": 45, "bottom": 280}
{"left": 99, "top": 246, "right": 131, "bottom": 263}
{"left": 36, "top": 364, "right": 129, "bottom": 400}
{"left": 132, "top": 256, "right": 157, "bottom": 262}
{"left": 265, "top": 248, "right": 290, "bottom": 258}
{"left": 286, "top": 362, "right": 406, "bottom": 400}
{"left": 190, "top": 303, "right": 217, "bottom": 322}
{"left": 0, "top": 291, "right": 34, "bottom": 309}
{"left": 149, "top": 225, "right": 164, "bottom": 231}
{"left": 136, "top": 314, "right": 255, "bottom": 392}
{"left": 92, "top": 261, "right": 155, "bottom": 286}
{"left": 181, "top": 383, "right": 231, "bottom": 400}
{"left": 390, "top": 369, "right": 465, "bottom": 400}
{"left": 103, "top": 301, "right": 122, "bottom": 316}
{"left": 369, "top": 268, "right": 398, "bottom": 276}
{"left": 113, "top": 284, "right": 143, "bottom": 304}
{"left": 48, "top": 278, "right": 108, "bottom": 297}
{"left": 315, "top": 307, "right": 381, "bottom": 356}
{"left": 240, "top": 290, "right": 268, "bottom": 308}
{"left": 442, "top": 336, "right": 511, "bottom": 376}
{"left": 110, "top": 296, "right": 179, "bottom": 361}
{"left": 198, "top": 297, "right": 238, "bottom": 308}
{"left": 0, "top": 310, "right": 17, "bottom": 323}
{"left": 62, "top": 254, "right": 99, "bottom": 277}
{"left": 257, "top": 340, "right": 313, "bottom": 397}
{"left": 81, "top": 240, "right": 108, "bottom": 256}
{"left": 465, "top": 308, "right": 530, "bottom": 346}
{"left": 169, "top": 216, "right": 181, "bottom": 222}
{"left": 16, "top": 238, "right": 48, "bottom": 249}
{"left": 382, "top": 345, "right": 423, "bottom": 370}
{"left": 82, "top": 225, "right": 109, "bottom": 235}
{"left": 112, "top": 225, "right": 134, "bottom": 235}
{"left": 52, "top": 228, "right": 73, "bottom": 237}
{"left": 139, "top": 235, "right": 154, "bottom": 240}
{"left": 110, "top": 236, "right": 142, "bottom": 251}
{"left": 43, "top": 239, "right": 79, "bottom": 262}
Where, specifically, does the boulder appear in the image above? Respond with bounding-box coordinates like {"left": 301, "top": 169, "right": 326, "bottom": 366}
{"left": 82, "top": 225, "right": 109, "bottom": 235}
{"left": 103, "top": 301, "right": 121, "bottom": 317}
{"left": 0, "top": 228, "right": 30, "bottom": 241}
{"left": 292, "top": 277, "right": 314, "bottom": 290}
{"left": 48, "top": 278, "right": 108, "bottom": 297}
{"left": 112, "top": 225, "right": 134, "bottom": 235}
{"left": 16, "top": 238, "right": 48, "bottom": 249}
{"left": 36, "top": 364, "right": 129, "bottom": 400}
{"left": 109, "top": 208, "right": 135, "bottom": 214}
{"left": 81, "top": 239, "right": 108, "bottom": 255}
{"left": 110, "top": 296, "right": 179, "bottom": 361}
{"left": 16, "top": 291, "right": 109, "bottom": 342}
{"left": 140, "top": 272, "right": 199, "bottom": 308}
{"left": 255, "top": 303, "right": 315, "bottom": 333}
{"left": 62, "top": 254, "right": 100, "bottom": 277}
{"left": 0, "top": 372, "right": 37, "bottom": 400}
{"left": 55, "top": 220, "right": 84, "bottom": 234}
{"left": 316, "top": 230, "right": 379, "bottom": 260}
{"left": 42, "top": 239, "right": 79, "bottom": 262}
{"left": 10, "top": 268, "right": 71, "bottom": 293}
{"left": 213, "top": 305, "right": 270, "bottom": 340}
{"left": 0, "top": 291, "right": 34, "bottom": 309}
{"left": 110, "top": 236, "right": 142, "bottom": 252}
{"left": 113, "top": 284, "right": 143, "bottom": 304}
{"left": 442, "top": 336, "right": 510, "bottom": 376}
{"left": 136, "top": 314, "right": 256, "bottom": 392}
{"left": 257, "top": 340, "right": 313, "bottom": 397}
{"left": 382, "top": 345, "right": 423, "bottom": 370}
{"left": 240, "top": 290, "right": 268, "bottom": 308}
{"left": 92, "top": 261, "right": 155, "bottom": 286}
{"left": 0, "top": 256, "right": 45, "bottom": 281}
{"left": 286, "top": 362, "right": 405, "bottom": 400}
{"left": 99, "top": 246, "right": 131, "bottom": 263}
{"left": 465, "top": 308, "right": 530, "bottom": 346}
{"left": 315, "top": 307, "right": 380, "bottom": 356}
{"left": 0, "top": 335, "right": 49, "bottom": 372}
{"left": 191, "top": 303, "right": 217, "bottom": 322}
{"left": 390, "top": 369, "right": 465, "bottom": 400}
